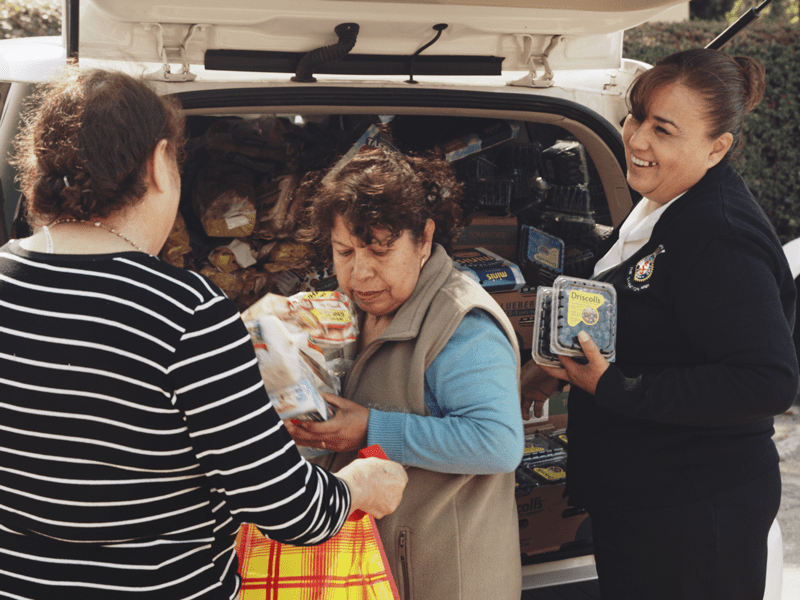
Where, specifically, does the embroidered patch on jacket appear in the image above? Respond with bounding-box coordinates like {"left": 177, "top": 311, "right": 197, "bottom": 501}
{"left": 627, "top": 245, "right": 665, "bottom": 291}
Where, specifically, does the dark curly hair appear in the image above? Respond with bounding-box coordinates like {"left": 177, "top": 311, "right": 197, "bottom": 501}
{"left": 11, "top": 66, "right": 185, "bottom": 226}
{"left": 628, "top": 48, "right": 765, "bottom": 160}
{"left": 298, "top": 135, "right": 464, "bottom": 254}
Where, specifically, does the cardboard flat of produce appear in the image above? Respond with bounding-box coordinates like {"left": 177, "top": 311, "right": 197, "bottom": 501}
{"left": 453, "top": 212, "right": 518, "bottom": 261}
{"left": 452, "top": 247, "right": 526, "bottom": 292}
{"left": 490, "top": 286, "right": 537, "bottom": 350}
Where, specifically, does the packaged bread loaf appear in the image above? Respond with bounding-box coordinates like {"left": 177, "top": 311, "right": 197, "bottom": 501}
{"left": 241, "top": 290, "right": 360, "bottom": 428}
{"left": 207, "top": 239, "right": 258, "bottom": 273}
{"left": 192, "top": 161, "right": 257, "bottom": 238}
{"left": 206, "top": 115, "right": 289, "bottom": 165}
{"left": 253, "top": 174, "right": 300, "bottom": 240}
{"left": 262, "top": 241, "right": 315, "bottom": 274}
{"left": 200, "top": 264, "right": 245, "bottom": 302}
{"left": 160, "top": 211, "right": 192, "bottom": 268}
{"left": 242, "top": 290, "right": 357, "bottom": 356}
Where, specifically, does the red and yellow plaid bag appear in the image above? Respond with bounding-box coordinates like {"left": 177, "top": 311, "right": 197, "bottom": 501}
{"left": 236, "top": 445, "right": 400, "bottom": 600}
{"left": 235, "top": 514, "right": 399, "bottom": 600}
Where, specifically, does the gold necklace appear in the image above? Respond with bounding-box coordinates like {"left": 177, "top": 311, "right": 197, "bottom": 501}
{"left": 48, "top": 218, "right": 147, "bottom": 253}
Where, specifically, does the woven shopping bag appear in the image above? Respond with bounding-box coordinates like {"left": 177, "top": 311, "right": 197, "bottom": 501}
{"left": 236, "top": 446, "right": 400, "bottom": 600}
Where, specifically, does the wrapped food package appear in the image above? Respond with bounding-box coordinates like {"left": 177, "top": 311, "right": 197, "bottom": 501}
{"left": 262, "top": 241, "right": 315, "bottom": 274}
{"left": 435, "top": 120, "right": 520, "bottom": 162}
{"left": 200, "top": 264, "right": 245, "bottom": 303}
{"left": 550, "top": 275, "right": 617, "bottom": 361}
{"left": 246, "top": 314, "right": 332, "bottom": 422}
{"left": 539, "top": 140, "right": 591, "bottom": 188}
{"left": 452, "top": 247, "right": 526, "bottom": 292}
{"left": 201, "top": 259, "right": 274, "bottom": 311}
{"left": 275, "top": 265, "right": 339, "bottom": 297}
{"left": 237, "top": 269, "right": 274, "bottom": 312}
{"left": 242, "top": 291, "right": 358, "bottom": 360}
{"left": 206, "top": 115, "right": 289, "bottom": 167}
{"left": 242, "top": 291, "right": 359, "bottom": 422}
{"left": 532, "top": 287, "right": 561, "bottom": 368}
{"left": 252, "top": 174, "right": 301, "bottom": 240}
{"left": 208, "top": 239, "right": 258, "bottom": 272}
{"left": 160, "top": 211, "right": 192, "bottom": 268}
{"left": 321, "top": 122, "right": 398, "bottom": 184}
{"left": 193, "top": 162, "right": 257, "bottom": 238}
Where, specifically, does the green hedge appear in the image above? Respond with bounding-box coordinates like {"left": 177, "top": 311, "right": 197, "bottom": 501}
{"left": 624, "top": 20, "right": 800, "bottom": 244}
{"left": 0, "top": 1, "right": 61, "bottom": 39}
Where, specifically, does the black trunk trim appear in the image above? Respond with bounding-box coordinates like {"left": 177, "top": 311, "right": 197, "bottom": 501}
{"left": 205, "top": 50, "right": 503, "bottom": 77}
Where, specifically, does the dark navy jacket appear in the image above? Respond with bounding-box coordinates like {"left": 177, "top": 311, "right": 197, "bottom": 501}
{"left": 568, "top": 161, "right": 798, "bottom": 511}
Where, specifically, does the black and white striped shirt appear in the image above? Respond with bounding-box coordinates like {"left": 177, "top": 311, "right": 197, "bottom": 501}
{"left": 0, "top": 241, "right": 350, "bottom": 599}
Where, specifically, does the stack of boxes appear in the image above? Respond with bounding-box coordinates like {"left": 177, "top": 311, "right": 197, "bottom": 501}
{"left": 515, "top": 415, "right": 591, "bottom": 557}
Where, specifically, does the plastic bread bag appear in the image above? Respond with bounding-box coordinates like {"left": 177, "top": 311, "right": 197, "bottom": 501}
{"left": 245, "top": 314, "right": 334, "bottom": 422}
{"left": 160, "top": 211, "right": 192, "bottom": 269}
{"left": 242, "top": 290, "right": 359, "bottom": 417}
{"left": 252, "top": 174, "right": 302, "bottom": 240}
{"left": 242, "top": 290, "right": 358, "bottom": 363}
{"left": 192, "top": 161, "right": 257, "bottom": 238}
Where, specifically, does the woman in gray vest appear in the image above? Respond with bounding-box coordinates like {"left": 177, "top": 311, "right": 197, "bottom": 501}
{"left": 287, "top": 143, "right": 525, "bottom": 600}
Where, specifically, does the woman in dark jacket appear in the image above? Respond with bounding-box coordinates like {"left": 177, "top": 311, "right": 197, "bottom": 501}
{"left": 522, "top": 49, "right": 798, "bottom": 600}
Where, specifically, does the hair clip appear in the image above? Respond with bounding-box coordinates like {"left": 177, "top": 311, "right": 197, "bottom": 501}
{"left": 63, "top": 175, "right": 72, "bottom": 188}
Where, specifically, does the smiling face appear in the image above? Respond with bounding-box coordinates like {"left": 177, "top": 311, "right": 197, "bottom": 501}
{"left": 623, "top": 82, "right": 732, "bottom": 205}
{"left": 331, "top": 215, "right": 434, "bottom": 317}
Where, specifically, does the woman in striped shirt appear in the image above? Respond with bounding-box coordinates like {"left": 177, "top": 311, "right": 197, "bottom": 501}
{"left": 0, "top": 66, "right": 406, "bottom": 599}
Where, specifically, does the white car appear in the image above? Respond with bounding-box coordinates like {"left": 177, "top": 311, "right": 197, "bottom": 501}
{"left": 0, "top": 1, "right": 785, "bottom": 597}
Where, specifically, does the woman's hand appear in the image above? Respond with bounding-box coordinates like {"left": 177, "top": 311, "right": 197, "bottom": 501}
{"left": 335, "top": 457, "right": 408, "bottom": 519}
{"left": 543, "top": 331, "right": 610, "bottom": 396}
{"left": 520, "top": 360, "right": 561, "bottom": 420}
{"left": 285, "top": 392, "right": 369, "bottom": 453}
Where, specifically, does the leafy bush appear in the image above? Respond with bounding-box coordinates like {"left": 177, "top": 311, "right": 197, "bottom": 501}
{"left": 690, "top": 0, "right": 739, "bottom": 21}
{"left": 625, "top": 19, "right": 800, "bottom": 244}
{"left": 690, "top": 0, "right": 800, "bottom": 23}
{"left": 0, "top": 1, "right": 61, "bottom": 39}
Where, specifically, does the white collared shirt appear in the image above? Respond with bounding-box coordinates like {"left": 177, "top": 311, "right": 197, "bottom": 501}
{"left": 592, "top": 193, "right": 685, "bottom": 277}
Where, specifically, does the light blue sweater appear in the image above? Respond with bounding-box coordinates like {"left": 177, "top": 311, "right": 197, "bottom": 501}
{"left": 366, "top": 309, "right": 523, "bottom": 474}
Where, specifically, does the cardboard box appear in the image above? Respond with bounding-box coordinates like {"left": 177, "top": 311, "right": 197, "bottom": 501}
{"left": 517, "top": 481, "right": 590, "bottom": 557}
{"left": 453, "top": 213, "right": 518, "bottom": 261}
{"left": 452, "top": 247, "right": 526, "bottom": 293}
{"left": 490, "top": 286, "right": 538, "bottom": 350}
{"left": 516, "top": 414, "right": 592, "bottom": 557}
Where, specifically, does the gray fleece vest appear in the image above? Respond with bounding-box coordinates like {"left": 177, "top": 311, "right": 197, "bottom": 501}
{"left": 318, "top": 245, "right": 522, "bottom": 600}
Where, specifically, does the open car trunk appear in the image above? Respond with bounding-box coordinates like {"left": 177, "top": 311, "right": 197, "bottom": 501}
{"left": 2, "top": 75, "right": 631, "bottom": 590}
{"left": 147, "top": 86, "right": 629, "bottom": 306}
{"left": 166, "top": 87, "right": 629, "bottom": 587}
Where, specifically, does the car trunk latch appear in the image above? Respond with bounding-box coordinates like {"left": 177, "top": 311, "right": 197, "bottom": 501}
{"left": 143, "top": 23, "right": 209, "bottom": 82}
{"left": 508, "top": 35, "right": 562, "bottom": 89}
